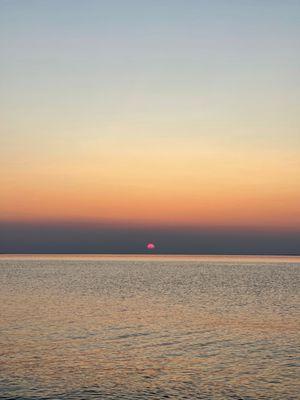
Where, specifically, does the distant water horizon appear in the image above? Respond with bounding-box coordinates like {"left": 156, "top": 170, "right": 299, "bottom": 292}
{"left": 1, "top": 253, "right": 300, "bottom": 257}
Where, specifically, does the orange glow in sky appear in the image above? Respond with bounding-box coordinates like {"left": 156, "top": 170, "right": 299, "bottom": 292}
{"left": 1, "top": 1, "right": 299, "bottom": 235}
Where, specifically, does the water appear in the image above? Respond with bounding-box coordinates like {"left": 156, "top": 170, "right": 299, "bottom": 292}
{"left": 0, "top": 255, "right": 299, "bottom": 399}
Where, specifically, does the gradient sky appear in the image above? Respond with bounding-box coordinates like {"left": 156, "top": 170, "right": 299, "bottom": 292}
{"left": 1, "top": 1, "right": 300, "bottom": 253}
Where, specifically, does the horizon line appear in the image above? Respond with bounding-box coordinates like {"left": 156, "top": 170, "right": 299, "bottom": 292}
{"left": 1, "top": 253, "right": 300, "bottom": 257}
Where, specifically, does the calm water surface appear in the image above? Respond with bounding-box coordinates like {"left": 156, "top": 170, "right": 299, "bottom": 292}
{"left": 0, "top": 255, "right": 299, "bottom": 399}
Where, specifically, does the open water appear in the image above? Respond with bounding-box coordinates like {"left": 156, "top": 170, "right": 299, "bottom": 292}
{"left": 0, "top": 255, "right": 299, "bottom": 399}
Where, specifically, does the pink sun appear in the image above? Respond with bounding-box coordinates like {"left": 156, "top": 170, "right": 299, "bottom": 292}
{"left": 147, "top": 243, "right": 155, "bottom": 250}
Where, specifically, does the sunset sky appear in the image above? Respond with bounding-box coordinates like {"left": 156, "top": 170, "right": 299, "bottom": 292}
{"left": 1, "top": 1, "right": 299, "bottom": 253}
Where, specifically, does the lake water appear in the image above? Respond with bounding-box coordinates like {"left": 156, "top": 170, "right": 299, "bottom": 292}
{"left": 0, "top": 255, "right": 299, "bottom": 399}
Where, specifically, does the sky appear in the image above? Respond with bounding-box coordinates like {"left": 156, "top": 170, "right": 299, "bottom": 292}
{"left": 0, "top": 1, "right": 299, "bottom": 254}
